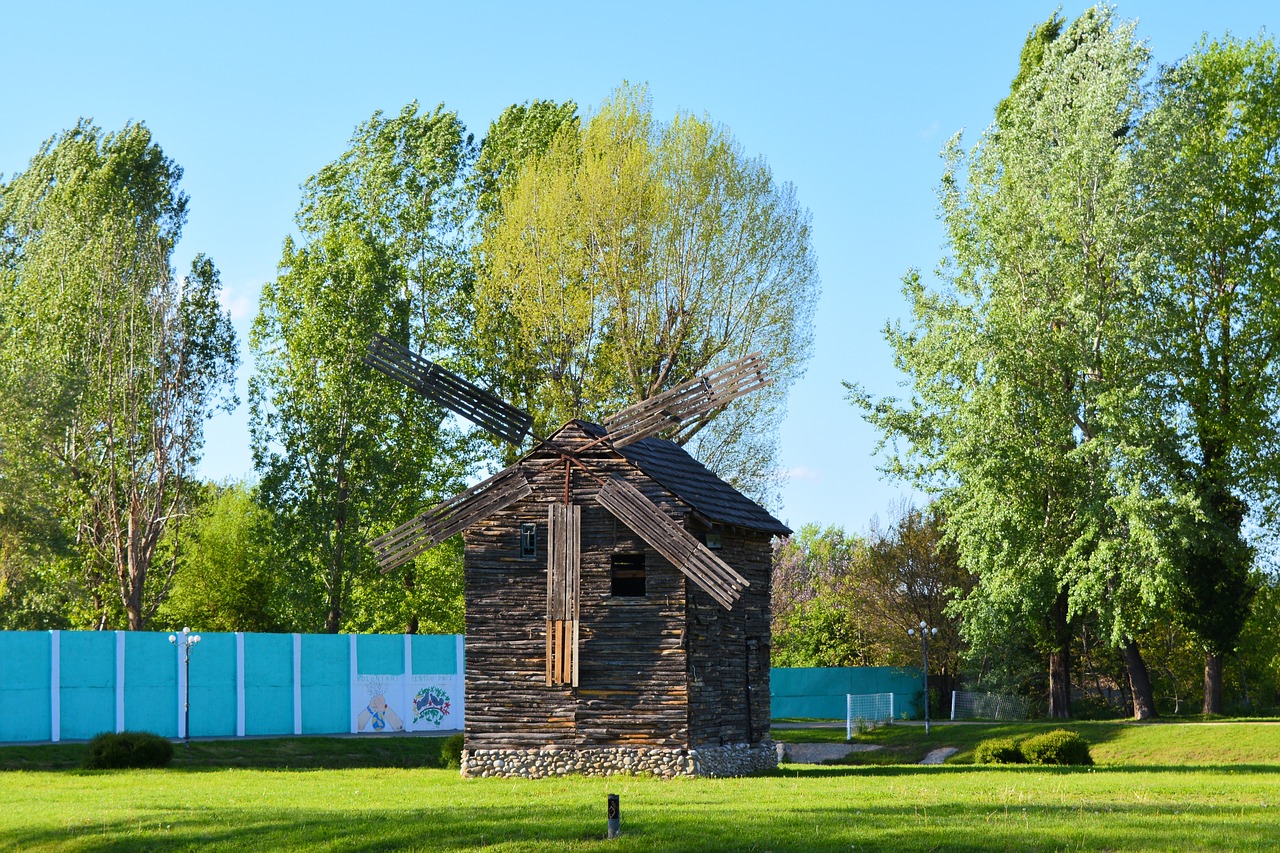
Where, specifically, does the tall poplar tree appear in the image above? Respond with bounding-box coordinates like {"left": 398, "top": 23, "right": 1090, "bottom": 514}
{"left": 853, "top": 9, "right": 1154, "bottom": 717}
{"left": 0, "top": 122, "right": 238, "bottom": 630}
{"left": 251, "top": 103, "right": 477, "bottom": 633}
{"left": 1133, "top": 34, "right": 1280, "bottom": 713}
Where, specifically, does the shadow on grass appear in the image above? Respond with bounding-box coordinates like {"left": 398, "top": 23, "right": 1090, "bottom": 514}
{"left": 6, "top": 795, "right": 1279, "bottom": 852}
{"left": 0, "top": 736, "right": 454, "bottom": 773}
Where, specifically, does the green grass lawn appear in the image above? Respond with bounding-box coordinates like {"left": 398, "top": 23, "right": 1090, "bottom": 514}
{"left": 2, "top": 726, "right": 1279, "bottom": 851}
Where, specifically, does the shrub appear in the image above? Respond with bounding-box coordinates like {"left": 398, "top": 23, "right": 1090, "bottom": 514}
{"left": 1021, "top": 729, "right": 1093, "bottom": 766}
{"left": 973, "top": 736, "right": 1026, "bottom": 765}
{"left": 440, "top": 734, "right": 464, "bottom": 769}
{"left": 82, "top": 731, "right": 174, "bottom": 770}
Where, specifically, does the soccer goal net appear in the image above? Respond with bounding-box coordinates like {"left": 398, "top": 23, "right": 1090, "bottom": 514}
{"left": 949, "top": 690, "right": 1029, "bottom": 721}
{"left": 846, "top": 692, "right": 895, "bottom": 738}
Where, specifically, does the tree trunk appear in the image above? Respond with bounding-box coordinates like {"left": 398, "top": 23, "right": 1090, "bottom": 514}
{"left": 1122, "top": 638, "right": 1157, "bottom": 720}
{"left": 404, "top": 567, "right": 419, "bottom": 634}
{"left": 1047, "top": 591, "right": 1072, "bottom": 718}
{"left": 325, "top": 464, "right": 349, "bottom": 634}
{"left": 1048, "top": 648, "right": 1072, "bottom": 718}
{"left": 1203, "top": 651, "right": 1224, "bottom": 715}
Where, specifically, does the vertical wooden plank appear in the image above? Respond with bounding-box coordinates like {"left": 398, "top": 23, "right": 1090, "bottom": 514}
{"left": 545, "top": 619, "right": 553, "bottom": 686}
{"left": 569, "top": 504, "right": 581, "bottom": 688}
{"left": 546, "top": 503, "right": 583, "bottom": 687}
{"left": 559, "top": 621, "right": 569, "bottom": 684}
{"left": 571, "top": 619, "right": 580, "bottom": 688}
{"left": 546, "top": 503, "right": 557, "bottom": 685}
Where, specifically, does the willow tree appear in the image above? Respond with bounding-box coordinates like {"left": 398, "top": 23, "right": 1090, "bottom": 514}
{"left": 251, "top": 103, "right": 478, "bottom": 633}
{"left": 854, "top": 10, "right": 1155, "bottom": 718}
{"left": 0, "top": 121, "right": 238, "bottom": 630}
{"left": 475, "top": 84, "right": 818, "bottom": 504}
{"left": 1133, "top": 34, "right": 1280, "bottom": 713}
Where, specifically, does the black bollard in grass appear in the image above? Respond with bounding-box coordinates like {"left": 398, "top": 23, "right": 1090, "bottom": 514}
{"left": 607, "top": 793, "right": 620, "bottom": 839}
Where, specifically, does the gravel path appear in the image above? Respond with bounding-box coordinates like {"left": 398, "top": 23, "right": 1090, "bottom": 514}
{"left": 776, "top": 742, "right": 959, "bottom": 765}
{"left": 920, "top": 747, "right": 958, "bottom": 764}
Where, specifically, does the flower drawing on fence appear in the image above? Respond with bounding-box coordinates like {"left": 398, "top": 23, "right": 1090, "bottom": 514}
{"left": 413, "top": 686, "right": 452, "bottom": 727}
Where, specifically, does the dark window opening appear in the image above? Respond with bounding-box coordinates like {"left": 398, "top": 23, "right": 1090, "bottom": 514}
{"left": 520, "top": 523, "right": 537, "bottom": 559}
{"left": 611, "top": 552, "right": 646, "bottom": 597}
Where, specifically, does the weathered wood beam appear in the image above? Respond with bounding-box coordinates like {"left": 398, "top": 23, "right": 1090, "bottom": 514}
{"left": 371, "top": 467, "right": 532, "bottom": 572}
{"left": 594, "top": 478, "right": 747, "bottom": 609}
{"left": 603, "top": 352, "right": 771, "bottom": 448}
{"left": 365, "top": 334, "right": 533, "bottom": 447}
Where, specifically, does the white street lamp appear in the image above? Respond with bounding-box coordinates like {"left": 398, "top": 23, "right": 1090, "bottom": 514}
{"left": 169, "top": 627, "right": 201, "bottom": 747}
{"left": 908, "top": 621, "right": 938, "bottom": 734}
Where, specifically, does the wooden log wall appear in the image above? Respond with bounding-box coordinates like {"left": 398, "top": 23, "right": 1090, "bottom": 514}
{"left": 463, "top": 423, "right": 693, "bottom": 750}
{"left": 685, "top": 528, "right": 773, "bottom": 747}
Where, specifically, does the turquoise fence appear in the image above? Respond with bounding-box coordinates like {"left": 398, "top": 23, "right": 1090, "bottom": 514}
{"left": 769, "top": 666, "right": 924, "bottom": 720}
{"left": 0, "top": 630, "right": 464, "bottom": 743}
{"left": 2, "top": 631, "right": 921, "bottom": 741}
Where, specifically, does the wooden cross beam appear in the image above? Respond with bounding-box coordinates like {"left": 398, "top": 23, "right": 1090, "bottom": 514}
{"left": 370, "top": 467, "right": 533, "bottom": 572}
{"left": 603, "top": 352, "right": 771, "bottom": 448}
{"left": 595, "top": 478, "right": 748, "bottom": 610}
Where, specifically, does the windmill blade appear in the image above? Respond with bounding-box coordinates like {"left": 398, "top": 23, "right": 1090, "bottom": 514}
{"left": 371, "top": 467, "right": 533, "bottom": 573}
{"left": 603, "top": 352, "right": 772, "bottom": 448}
{"left": 594, "top": 478, "right": 748, "bottom": 610}
{"left": 364, "top": 334, "right": 533, "bottom": 447}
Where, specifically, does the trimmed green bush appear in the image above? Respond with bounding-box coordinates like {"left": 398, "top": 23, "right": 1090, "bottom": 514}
{"left": 973, "top": 736, "right": 1026, "bottom": 765}
{"left": 441, "top": 734, "right": 464, "bottom": 769}
{"left": 82, "top": 731, "right": 174, "bottom": 770}
{"left": 1021, "top": 729, "right": 1093, "bottom": 766}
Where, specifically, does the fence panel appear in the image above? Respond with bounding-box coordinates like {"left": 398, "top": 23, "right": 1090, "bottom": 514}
{"left": 771, "top": 666, "right": 923, "bottom": 720}
{"left": 243, "top": 633, "right": 295, "bottom": 737}
{"left": 0, "top": 632, "right": 52, "bottom": 742}
{"left": 190, "top": 633, "right": 237, "bottom": 738}
{"left": 58, "top": 631, "right": 116, "bottom": 740}
{"left": 123, "top": 633, "right": 178, "bottom": 736}
{"left": 301, "top": 634, "right": 349, "bottom": 735}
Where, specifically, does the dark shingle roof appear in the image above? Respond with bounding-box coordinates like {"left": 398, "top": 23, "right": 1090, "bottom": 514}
{"left": 577, "top": 421, "right": 791, "bottom": 536}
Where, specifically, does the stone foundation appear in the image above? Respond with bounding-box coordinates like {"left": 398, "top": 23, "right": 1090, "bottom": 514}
{"left": 460, "top": 741, "right": 777, "bottom": 779}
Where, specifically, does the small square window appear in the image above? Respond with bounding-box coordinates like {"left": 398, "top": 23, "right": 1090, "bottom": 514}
{"left": 520, "top": 523, "right": 537, "bottom": 559}
{"left": 705, "top": 531, "right": 723, "bottom": 550}
{"left": 610, "top": 553, "right": 646, "bottom": 597}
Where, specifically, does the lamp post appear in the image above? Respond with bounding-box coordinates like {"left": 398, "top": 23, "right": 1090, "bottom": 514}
{"left": 169, "top": 627, "right": 201, "bottom": 747}
{"left": 908, "top": 621, "right": 937, "bottom": 734}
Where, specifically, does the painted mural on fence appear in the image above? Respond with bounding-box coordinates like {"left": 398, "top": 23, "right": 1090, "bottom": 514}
{"left": 352, "top": 673, "right": 463, "bottom": 733}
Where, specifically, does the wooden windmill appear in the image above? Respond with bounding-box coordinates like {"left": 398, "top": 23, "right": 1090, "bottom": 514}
{"left": 363, "top": 335, "right": 772, "bottom": 688}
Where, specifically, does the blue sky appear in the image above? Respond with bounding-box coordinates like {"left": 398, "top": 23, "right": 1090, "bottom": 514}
{"left": 1, "top": 1, "right": 1273, "bottom": 534}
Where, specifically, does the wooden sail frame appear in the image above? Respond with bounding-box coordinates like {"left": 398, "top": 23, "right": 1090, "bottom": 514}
{"left": 364, "top": 335, "right": 533, "bottom": 447}
{"left": 595, "top": 478, "right": 748, "bottom": 610}
{"left": 364, "top": 335, "right": 776, "bottom": 696}
{"left": 370, "top": 467, "right": 533, "bottom": 572}
{"left": 603, "top": 351, "right": 771, "bottom": 448}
